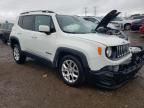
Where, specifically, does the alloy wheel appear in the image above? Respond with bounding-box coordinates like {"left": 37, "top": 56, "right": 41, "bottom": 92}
{"left": 13, "top": 46, "right": 20, "bottom": 61}
{"left": 61, "top": 59, "right": 79, "bottom": 83}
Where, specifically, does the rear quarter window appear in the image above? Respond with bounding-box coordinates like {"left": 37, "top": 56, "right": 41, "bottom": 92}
{"left": 18, "top": 15, "right": 35, "bottom": 31}
{"left": 18, "top": 16, "right": 23, "bottom": 27}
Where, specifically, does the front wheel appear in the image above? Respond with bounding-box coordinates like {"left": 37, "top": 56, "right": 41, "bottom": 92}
{"left": 13, "top": 44, "right": 26, "bottom": 64}
{"left": 59, "top": 55, "right": 85, "bottom": 87}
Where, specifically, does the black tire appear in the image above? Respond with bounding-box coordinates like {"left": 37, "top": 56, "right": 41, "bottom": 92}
{"left": 58, "top": 55, "right": 85, "bottom": 87}
{"left": 124, "top": 24, "right": 131, "bottom": 30}
{"left": 12, "top": 44, "right": 26, "bottom": 64}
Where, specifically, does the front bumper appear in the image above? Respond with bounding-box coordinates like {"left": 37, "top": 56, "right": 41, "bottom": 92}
{"left": 87, "top": 47, "right": 144, "bottom": 89}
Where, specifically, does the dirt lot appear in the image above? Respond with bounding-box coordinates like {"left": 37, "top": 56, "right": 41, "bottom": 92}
{"left": 0, "top": 32, "right": 144, "bottom": 108}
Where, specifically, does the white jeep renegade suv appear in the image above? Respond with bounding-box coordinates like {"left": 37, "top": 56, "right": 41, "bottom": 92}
{"left": 10, "top": 10, "right": 144, "bottom": 89}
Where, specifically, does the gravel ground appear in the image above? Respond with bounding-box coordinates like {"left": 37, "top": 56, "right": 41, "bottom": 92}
{"left": 0, "top": 32, "right": 144, "bottom": 108}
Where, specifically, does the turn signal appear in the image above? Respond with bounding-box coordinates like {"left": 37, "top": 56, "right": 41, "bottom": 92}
{"left": 98, "top": 47, "right": 102, "bottom": 56}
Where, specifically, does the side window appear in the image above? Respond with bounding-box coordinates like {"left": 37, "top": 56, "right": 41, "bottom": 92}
{"left": 22, "top": 16, "right": 34, "bottom": 31}
{"left": 18, "top": 16, "right": 23, "bottom": 27}
{"left": 35, "top": 15, "right": 56, "bottom": 33}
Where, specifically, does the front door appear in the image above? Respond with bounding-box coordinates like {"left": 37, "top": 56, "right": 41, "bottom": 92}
{"left": 32, "top": 15, "right": 57, "bottom": 61}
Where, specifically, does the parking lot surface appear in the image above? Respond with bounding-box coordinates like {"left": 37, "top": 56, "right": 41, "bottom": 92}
{"left": 0, "top": 32, "right": 144, "bottom": 108}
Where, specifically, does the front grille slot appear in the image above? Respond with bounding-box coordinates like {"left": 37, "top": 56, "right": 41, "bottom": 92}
{"left": 111, "top": 44, "right": 130, "bottom": 60}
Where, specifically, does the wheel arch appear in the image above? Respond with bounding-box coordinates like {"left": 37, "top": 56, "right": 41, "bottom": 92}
{"left": 53, "top": 47, "right": 90, "bottom": 70}
{"left": 10, "top": 36, "right": 20, "bottom": 48}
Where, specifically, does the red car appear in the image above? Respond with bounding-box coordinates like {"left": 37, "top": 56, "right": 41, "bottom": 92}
{"left": 140, "top": 24, "right": 144, "bottom": 33}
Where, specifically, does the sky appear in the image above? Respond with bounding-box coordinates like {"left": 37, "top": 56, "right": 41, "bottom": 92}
{"left": 0, "top": 0, "right": 143, "bottom": 22}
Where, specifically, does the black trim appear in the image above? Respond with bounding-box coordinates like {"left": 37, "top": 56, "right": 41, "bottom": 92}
{"left": 53, "top": 47, "right": 89, "bottom": 69}
{"left": 9, "top": 36, "right": 20, "bottom": 48}
{"left": 88, "top": 66, "right": 141, "bottom": 89}
{"left": 22, "top": 47, "right": 88, "bottom": 70}
{"left": 87, "top": 49, "right": 144, "bottom": 89}
{"left": 23, "top": 51, "right": 53, "bottom": 66}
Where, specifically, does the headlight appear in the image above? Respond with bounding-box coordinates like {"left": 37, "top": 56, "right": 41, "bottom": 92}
{"left": 106, "top": 47, "right": 112, "bottom": 57}
{"left": 105, "top": 45, "right": 130, "bottom": 60}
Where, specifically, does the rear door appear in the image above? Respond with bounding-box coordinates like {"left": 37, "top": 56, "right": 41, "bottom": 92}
{"left": 18, "top": 15, "right": 36, "bottom": 52}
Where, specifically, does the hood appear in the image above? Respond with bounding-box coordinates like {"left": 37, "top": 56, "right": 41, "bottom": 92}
{"left": 96, "top": 10, "right": 120, "bottom": 30}
{"left": 66, "top": 33, "right": 129, "bottom": 46}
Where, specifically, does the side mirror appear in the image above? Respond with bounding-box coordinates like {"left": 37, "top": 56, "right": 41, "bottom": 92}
{"left": 39, "top": 25, "right": 50, "bottom": 34}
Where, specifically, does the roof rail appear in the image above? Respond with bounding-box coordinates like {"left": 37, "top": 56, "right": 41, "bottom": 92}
{"left": 21, "top": 10, "right": 55, "bottom": 15}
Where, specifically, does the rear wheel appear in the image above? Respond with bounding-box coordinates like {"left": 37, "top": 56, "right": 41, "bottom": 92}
{"left": 13, "top": 44, "right": 26, "bottom": 64}
{"left": 59, "top": 55, "right": 85, "bottom": 86}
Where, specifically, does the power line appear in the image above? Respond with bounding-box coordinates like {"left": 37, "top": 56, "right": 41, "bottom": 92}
{"left": 84, "top": 7, "right": 88, "bottom": 16}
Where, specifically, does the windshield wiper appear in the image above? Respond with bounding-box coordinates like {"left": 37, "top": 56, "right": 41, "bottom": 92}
{"left": 64, "top": 31, "right": 91, "bottom": 34}
{"left": 64, "top": 31, "right": 78, "bottom": 34}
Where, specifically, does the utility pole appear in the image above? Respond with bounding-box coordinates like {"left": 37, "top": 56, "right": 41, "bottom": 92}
{"left": 84, "top": 7, "right": 88, "bottom": 16}
{"left": 124, "top": 12, "right": 127, "bottom": 18}
{"left": 94, "top": 6, "right": 96, "bottom": 16}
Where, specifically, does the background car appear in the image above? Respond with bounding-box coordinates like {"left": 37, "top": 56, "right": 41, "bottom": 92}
{"left": 130, "top": 15, "right": 144, "bottom": 20}
{"left": 111, "top": 17, "right": 140, "bottom": 30}
{"left": 81, "top": 15, "right": 128, "bottom": 40}
{"left": 131, "top": 18, "right": 144, "bottom": 31}
{"left": 82, "top": 16, "right": 122, "bottom": 30}
{"left": 83, "top": 16, "right": 134, "bottom": 31}
{"left": 82, "top": 16, "right": 101, "bottom": 24}
{"left": 0, "top": 21, "right": 14, "bottom": 44}
{"left": 139, "top": 24, "right": 144, "bottom": 33}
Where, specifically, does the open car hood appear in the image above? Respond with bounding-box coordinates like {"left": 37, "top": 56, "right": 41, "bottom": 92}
{"left": 96, "top": 10, "right": 120, "bottom": 30}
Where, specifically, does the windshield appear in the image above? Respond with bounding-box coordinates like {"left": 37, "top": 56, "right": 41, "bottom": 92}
{"left": 56, "top": 15, "right": 93, "bottom": 34}
{"left": 78, "top": 17, "right": 97, "bottom": 30}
